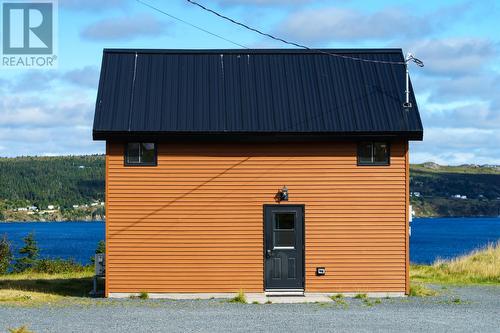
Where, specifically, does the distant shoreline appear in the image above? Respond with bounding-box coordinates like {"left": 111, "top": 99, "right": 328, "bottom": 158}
{"left": 0, "top": 220, "right": 105, "bottom": 223}
{"left": 2, "top": 217, "right": 500, "bottom": 224}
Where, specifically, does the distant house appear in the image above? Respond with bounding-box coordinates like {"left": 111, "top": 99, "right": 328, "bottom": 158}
{"left": 93, "top": 49, "right": 423, "bottom": 297}
{"left": 47, "top": 205, "right": 55, "bottom": 210}
{"left": 452, "top": 195, "right": 467, "bottom": 200}
{"left": 16, "top": 207, "right": 28, "bottom": 211}
{"left": 72, "top": 205, "right": 79, "bottom": 208}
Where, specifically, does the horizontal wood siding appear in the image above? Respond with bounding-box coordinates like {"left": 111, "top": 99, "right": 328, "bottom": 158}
{"left": 106, "top": 141, "right": 408, "bottom": 294}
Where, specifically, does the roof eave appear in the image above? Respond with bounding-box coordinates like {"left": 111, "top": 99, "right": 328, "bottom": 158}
{"left": 93, "top": 130, "right": 423, "bottom": 142}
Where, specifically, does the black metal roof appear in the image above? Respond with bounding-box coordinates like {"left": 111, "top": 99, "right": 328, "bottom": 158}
{"left": 93, "top": 49, "right": 423, "bottom": 141}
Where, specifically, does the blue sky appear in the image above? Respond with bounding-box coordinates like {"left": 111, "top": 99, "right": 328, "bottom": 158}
{"left": 0, "top": 0, "right": 499, "bottom": 164}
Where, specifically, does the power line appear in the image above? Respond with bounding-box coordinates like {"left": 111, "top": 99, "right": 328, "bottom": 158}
{"left": 135, "top": 0, "right": 248, "bottom": 49}
{"left": 185, "top": 0, "right": 406, "bottom": 65}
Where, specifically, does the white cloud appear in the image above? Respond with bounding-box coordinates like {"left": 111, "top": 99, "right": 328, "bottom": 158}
{"left": 6, "top": 67, "right": 100, "bottom": 93}
{"left": 274, "top": 5, "right": 457, "bottom": 43}
{"left": 406, "top": 38, "right": 497, "bottom": 78}
{"left": 411, "top": 127, "right": 500, "bottom": 165}
{"left": 63, "top": 66, "right": 100, "bottom": 89}
{"left": 405, "top": 37, "right": 500, "bottom": 165}
{"left": 0, "top": 126, "right": 103, "bottom": 157}
{"left": 0, "top": 77, "right": 101, "bottom": 157}
{"left": 0, "top": 95, "right": 93, "bottom": 129}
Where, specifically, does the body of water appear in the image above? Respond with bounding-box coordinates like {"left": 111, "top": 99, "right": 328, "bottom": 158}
{"left": 0, "top": 221, "right": 105, "bottom": 264}
{"left": 410, "top": 217, "right": 499, "bottom": 264}
{"left": 0, "top": 218, "right": 498, "bottom": 265}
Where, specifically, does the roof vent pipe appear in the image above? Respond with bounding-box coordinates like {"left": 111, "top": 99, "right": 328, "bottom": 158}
{"left": 403, "top": 53, "right": 424, "bottom": 108}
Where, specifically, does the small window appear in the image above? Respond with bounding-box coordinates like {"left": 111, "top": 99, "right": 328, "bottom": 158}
{"left": 357, "top": 142, "right": 390, "bottom": 165}
{"left": 125, "top": 143, "right": 157, "bottom": 166}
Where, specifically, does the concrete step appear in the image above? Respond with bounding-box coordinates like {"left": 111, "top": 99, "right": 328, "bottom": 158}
{"left": 265, "top": 291, "right": 304, "bottom": 297}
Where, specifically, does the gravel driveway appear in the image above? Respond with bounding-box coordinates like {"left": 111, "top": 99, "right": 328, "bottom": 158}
{"left": 0, "top": 286, "right": 498, "bottom": 333}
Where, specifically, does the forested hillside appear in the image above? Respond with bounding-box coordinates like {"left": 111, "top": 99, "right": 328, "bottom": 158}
{"left": 0, "top": 156, "right": 499, "bottom": 219}
{"left": 410, "top": 163, "right": 500, "bottom": 217}
{"left": 0, "top": 155, "right": 104, "bottom": 210}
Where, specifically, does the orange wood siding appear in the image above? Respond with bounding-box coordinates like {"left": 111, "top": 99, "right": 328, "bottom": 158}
{"left": 105, "top": 141, "right": 408, "bottom": 294}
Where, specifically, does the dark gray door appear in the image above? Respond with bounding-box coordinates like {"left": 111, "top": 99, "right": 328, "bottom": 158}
{"left": 264, "top": 205, "right": 304, "bottom": 290}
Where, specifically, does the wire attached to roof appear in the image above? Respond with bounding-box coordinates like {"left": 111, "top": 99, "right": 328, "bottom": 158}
{"left": 185, "top": 0, "right": 406, "bottom": 65}
{"left": 135, "top": 0, "right": 248, "bottom": 49}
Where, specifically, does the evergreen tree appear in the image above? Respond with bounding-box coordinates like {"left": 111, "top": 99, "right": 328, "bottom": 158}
{"left": 13, "top": 232, "right": 39, "bottom": 272}
{"left": 0, "top": 234, "right": 12, "bottom": 274}
{"left": 91, "top": 240, "right": 105, "bottom": 264}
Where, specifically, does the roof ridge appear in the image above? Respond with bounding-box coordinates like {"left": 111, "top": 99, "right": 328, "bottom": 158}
{"left": 103, "top": 48, "right": 404, "bottom": 55}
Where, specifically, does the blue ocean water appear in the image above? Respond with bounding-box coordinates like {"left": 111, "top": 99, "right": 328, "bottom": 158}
{"left": 0, "top": 221, "right": 105, "bottom": 264}
{"left": 410, "top": 217, "right": 499, "bottom": 264}
{"left": 0, "top": 218, "right": 498, "bottom": 265}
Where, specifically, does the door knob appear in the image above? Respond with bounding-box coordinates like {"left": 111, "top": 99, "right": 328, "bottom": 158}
{"left": 266, "top": 249, "right": 272, "bottom": 258}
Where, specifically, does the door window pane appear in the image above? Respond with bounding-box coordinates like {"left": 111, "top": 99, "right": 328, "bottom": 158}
{"left": 276, "top": 213, "right": 295, "bottom": 230}
{"left": 274, "top": 213, "right": 295, "bottom": 247}
{"left": 274, "top": 230, "right": 294, "bottom": 247}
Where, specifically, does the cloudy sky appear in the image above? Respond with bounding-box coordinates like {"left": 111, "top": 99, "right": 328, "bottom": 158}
{"left": 1, "top": 0, "right": 499, "bottom": 164}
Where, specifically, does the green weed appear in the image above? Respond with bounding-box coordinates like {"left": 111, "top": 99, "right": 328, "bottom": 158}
{"left": 228, "top": 290, "right": 246, "bottom": 304}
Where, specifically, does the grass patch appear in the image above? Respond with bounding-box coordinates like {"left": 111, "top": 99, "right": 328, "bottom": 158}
{"left": 409, "top": 283, "right": 437, "bottom": 297}
{"left": 129, "top": 291, "right": 149, "bottom": 300}
{"left": 330, "top": 294, "right": 348, "bottom": 308}
{"left": 0, "top": 289, "right": 62, "bottom": 305}
{"left": 228, "top": 290, "right": 246, "bottom": 304}
{"left": 362, "top": 299, "right": 373, "bottom": 307}
{"left": 354, "top": 293, "right": 367, "bottom": 299}
{"left": 0, "top": 268, "right": 94, "bottom": 300}
{"left": 438, "top": 297, "right": 468, "bottom": 305}
{"left": 411, "top": 242, "right": 500, "bottom": 285}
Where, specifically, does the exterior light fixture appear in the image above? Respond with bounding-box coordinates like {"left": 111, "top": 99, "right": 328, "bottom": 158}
{"left": 275, "top": 185, "right": 289, "bottom": 202}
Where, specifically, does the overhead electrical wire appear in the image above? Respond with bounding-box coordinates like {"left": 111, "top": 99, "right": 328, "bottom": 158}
{"left": 135, "top": 0, "right": 248, "bottom": 48}
{"left": 185, "top": 0, "right": 407, "bottom": 65}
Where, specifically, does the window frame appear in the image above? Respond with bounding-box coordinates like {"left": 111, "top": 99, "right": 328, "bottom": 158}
{"left": 124, "top": 142, "right": 158, "bottom": 166}
{"left": 272, "top": 212, "right": 297, "bottom": 250}
{"left": 357, "top": 141, "right": 391, "bottom": 166}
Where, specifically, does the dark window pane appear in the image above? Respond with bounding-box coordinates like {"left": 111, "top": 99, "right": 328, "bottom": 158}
{"left": 275, "top": 213, "right": 295, "bottom": 230}
{"left": 373, "top": 142, "right": 389, "bottom": 164}
{"left": 141, "top": 143, "right": 156, "bottom": 164}
{"left": 274, "top": 230, "right": 294, "bottom": 247}
{"left": 127, "top": 143, "right": 140, "bottom": 163}
{"left": 358, "top": 142, "right": 373, "bottom": 164}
